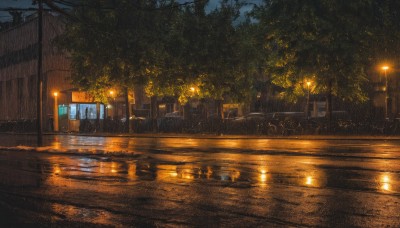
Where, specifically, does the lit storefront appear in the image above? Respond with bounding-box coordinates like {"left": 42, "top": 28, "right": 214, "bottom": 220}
{"left": 55, "top": 91, "right": 106, "bottom": 132}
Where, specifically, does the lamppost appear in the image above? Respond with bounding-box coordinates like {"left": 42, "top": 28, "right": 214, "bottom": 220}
{"left": 109, "top": 90, "right": 115, "bottom": 119}
{"left": 306, "top": 81, "right": 311, "bottom": 120}
{"left": 53, "top": 92, "right": 59, "bottom": 132}
{"left": 382, "top": 65, "right": 390, "bottom": 119}
{"left": 36, "top": 0, "right": 43, "bottom": 146}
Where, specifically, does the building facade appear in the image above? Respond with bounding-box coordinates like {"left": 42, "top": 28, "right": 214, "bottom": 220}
{"left": 0, "top": 13, "right": 108, "bottom": 132}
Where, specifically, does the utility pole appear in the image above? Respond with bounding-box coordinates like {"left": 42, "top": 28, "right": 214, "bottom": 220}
{"left": 36, "top": 0, "right": 43, "bottom": 146}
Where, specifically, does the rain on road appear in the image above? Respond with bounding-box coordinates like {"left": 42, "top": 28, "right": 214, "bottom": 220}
{"left": 0, "top": 134, "right": 399, "bottom": 227}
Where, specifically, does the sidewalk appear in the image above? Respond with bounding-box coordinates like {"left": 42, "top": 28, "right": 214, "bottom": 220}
{"left": 39, "top": 131, "right": 400, "bottom": 140}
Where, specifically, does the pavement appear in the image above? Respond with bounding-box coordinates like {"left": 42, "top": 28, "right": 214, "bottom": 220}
{"left": 3, "top": 131, "right": 400, "bottom": 141}
{"left": 39, "top": 131, "right": 400, "bottom": 140}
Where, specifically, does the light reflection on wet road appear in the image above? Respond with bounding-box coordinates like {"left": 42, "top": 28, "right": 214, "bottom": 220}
{"left": 0, "top": 134, "right": 400, "bottom": 227}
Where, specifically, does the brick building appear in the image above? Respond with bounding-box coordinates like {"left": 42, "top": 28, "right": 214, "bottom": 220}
{"left": 0, "top": 12, "right": 107, "bottom": 132}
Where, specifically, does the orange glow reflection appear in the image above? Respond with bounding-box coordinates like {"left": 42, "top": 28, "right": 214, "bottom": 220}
{"left": 380, "top": 173, "right": 391, "bottom": 192}
{"left": 306, "top": 176, "right": 313, "bottom": 186}
{"left": 53, "top": 164, "right": 61, "bottom": 175}
{"left": 259, "top": 168, "right": 268, "bottom": 186}
{"left": 111, "top": 162, "right": 118, "bottom": 173}
{"left": 206, "top": 166, "right": 213, "bottom": 179}
{"left": 181, "top": 169, "right": 195, "bottom": 180}
{"left": 157, "top": 165, "right": 179, "bottom": 181}
{"left": 128, "top": 163, "right": 136, "bottom": 179}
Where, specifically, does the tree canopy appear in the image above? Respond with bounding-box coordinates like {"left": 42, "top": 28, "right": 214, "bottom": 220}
{"left": 56, "top": 0, "right": 259, "bottom": 105}
{"left": 55, "top": 0, "right": 400, "bottom": 119}
{"left": 252, "top": 0, "right": 376, "bottom": 106}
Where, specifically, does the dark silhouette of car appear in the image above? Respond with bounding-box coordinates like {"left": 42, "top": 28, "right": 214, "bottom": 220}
{"left": 227, "top": 112, "right": 270, "bottom": 134}
{"left": 159, "top": 111, "right": 184, "bottom": 133}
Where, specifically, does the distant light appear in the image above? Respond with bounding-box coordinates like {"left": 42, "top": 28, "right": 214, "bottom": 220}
{"left": 190, "top": 87, "right": 195, "bottom": 92}
{"left": 306, "top": 81, "right": 311, "bottom": 87}
{"left": 382, "top": 66, "right": 389, "bottom": 71}
{"left": 53, "top": 92, "right": 58, "bottom": 97}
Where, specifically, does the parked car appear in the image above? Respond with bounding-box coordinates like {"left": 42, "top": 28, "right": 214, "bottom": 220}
{"left": 119, "top": 115, "right": 151, "bottom": 133}
{"left": 227, "top": 112, "right": 270, "bottom": 134}
{"left": 159, "top": 111, "right": 184, "bottom": 133}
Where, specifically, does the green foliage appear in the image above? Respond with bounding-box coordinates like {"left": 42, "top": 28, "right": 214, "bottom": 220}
{"left": 56, "top": 0, "right": 180, "bottom": 103}
{"left": 253, "top": 0, "right": 373, "bottom": 103}
{"left": 56, "top": 0, "right": 260, "bottom": 105}
{"left": 174, "top": 0, "right": 260, "bottom": 103}
{"left": 367, "top": 0, "right": 400, "bottom": 65}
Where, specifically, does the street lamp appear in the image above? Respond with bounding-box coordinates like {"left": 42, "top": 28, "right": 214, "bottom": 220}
{"left": 382, "top": 65, "right": 390, "bottom": 119}
{"left": 53, "top": 92, "right": 59, "bottom": 132}
{"left": 306, "top": 81, "right": 311, "bottom": 120}
{"left": 108, "top": 90, "right": 116, "bottom": 119}
{"left": 36, "top": 0, "right": 44, "bottom": 146}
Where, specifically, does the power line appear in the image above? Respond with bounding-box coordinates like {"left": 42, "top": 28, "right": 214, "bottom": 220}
{"left": 0, "top": 7, "right": 62, "bottom": 11}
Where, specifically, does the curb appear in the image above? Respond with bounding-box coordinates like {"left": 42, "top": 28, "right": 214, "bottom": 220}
{"left": 2, "top": 132, "right": 400, "bottom": 141}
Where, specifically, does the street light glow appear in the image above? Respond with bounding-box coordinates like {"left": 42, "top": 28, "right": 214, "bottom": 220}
{"left": 53, "top": 91, "right": 58, "bottom": 97}
{"left": 306, "top": 81, "right": 311, "bottom": 87}
{"left": 381, "top": 65, "right": 390, "bottom": 119}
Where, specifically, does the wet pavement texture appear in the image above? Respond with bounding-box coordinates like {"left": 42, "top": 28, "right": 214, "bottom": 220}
{"left": 0, "top": 134, "right": 400, "bottom": 227}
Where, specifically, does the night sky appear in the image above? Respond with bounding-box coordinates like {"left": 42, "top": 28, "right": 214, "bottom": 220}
{"left": 0, "top": 0, "right": 259, "bottom": 22}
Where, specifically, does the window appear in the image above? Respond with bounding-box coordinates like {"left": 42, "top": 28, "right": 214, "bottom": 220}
{"left": 69, "top": 104, "right": 77, "bottom": 120}
{"left": 100, "top": 104, "right": 105, "bottom": 119}
{"left": 69, "top": 103, "right": 104, "bottom": 120}
{"left": 79, "top": 104, "right": 97, "bottom": 120}
{"left": 58, "top": 105, "right": 68, "bottom": 117}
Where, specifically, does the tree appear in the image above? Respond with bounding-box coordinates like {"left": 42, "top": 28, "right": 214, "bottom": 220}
{"left": 56, "top": 0, "right": 261, "bottom": 134}
{"left": 56, "top": 0, "right": 181, "bottom": 132}
{"left": 253, "top": 0, "right": 373, "bottom": 128}
{"left": 180, "top": 0, "right": 260, "bottom": 117}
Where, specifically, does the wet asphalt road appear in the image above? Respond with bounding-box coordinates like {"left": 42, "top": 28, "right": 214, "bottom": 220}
{"left": 0, "top": 134, "right": 400, "bottom": 227}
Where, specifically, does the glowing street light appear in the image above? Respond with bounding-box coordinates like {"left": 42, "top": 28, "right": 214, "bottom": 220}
{"left": 108, "top": 90, "right": 116, "bottom": 119}
{"left": 53, "top": 91, "right": 59, "bottom": 132}
{"left": 305, "top": 81, "right": 312, "bottom": 120}
{"left": 381, "top": 65, "right": 390, "bottom": 119}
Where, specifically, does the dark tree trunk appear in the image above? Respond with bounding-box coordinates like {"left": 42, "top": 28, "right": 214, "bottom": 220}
{"left": 133, "top": 85, "right": 143, "bottom": 110}
{"left": 326, "top": 80, "right": 333, "bottom": 133}
{"left": 216, "top": 99, "right": 224, "bottom": 119}
{"left": 124, "top": 87, "right": 130, "bottom": 133}
{"left": 215, "top": 99, "right": 224, "bottom": 135}
{"left": 150, "top": 95, "right": 158, "bottom": 132}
